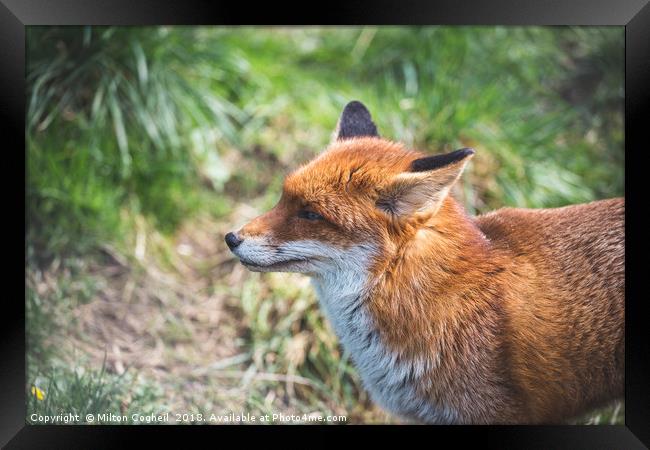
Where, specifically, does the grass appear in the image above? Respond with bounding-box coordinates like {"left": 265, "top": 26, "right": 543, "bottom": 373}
{"left": 26, "top": 26, "right": 624, "bottom": 425}
{"left": 28, "top": 362, "right": 163, "bottom": 424}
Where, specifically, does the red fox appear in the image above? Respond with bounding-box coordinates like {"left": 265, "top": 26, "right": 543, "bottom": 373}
{"left": 225, "top": 101, "right": 624, "bottom": 424}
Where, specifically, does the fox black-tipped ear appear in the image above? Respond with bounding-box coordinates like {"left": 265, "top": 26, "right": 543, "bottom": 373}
{"left": 410, "top": 148, "right": 475, "bottom": 173}
{"left": 335, "top": 101, "right": 379, "bottom": 141}
{"left": 377, "top": 148, "right": 474, "bottom": 217}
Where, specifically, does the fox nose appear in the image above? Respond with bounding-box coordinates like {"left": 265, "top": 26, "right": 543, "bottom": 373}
{"left": 225, "top": 232, "right": 243, "bottom": 250}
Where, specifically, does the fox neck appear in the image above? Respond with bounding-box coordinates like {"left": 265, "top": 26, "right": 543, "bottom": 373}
{"left": 313, "top": 197, "right": 493, "bottom": 353}
{"left": 310, "top": 197, "right": 494, "bottom": 422}
{"left": 309, "top": 245, "right": 377, "bottom": 344}
{"left": 369, "top": 197, "right": 495, "bottom": 358}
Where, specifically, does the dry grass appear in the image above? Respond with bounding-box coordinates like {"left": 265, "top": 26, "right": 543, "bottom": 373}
{"left": 29, "top": 207, "right": 393, "bottom": 423}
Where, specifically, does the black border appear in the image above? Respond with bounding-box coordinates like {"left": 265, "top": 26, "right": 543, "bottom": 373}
{"left": 4, "top": 0, "right": 649, "bottom": 448}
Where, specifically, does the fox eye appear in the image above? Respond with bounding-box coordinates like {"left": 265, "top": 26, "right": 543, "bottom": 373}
{"left": 297, "top": 210, "right": 324, "bottom": 221}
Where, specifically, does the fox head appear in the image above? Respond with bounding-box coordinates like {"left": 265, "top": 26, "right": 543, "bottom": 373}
{"left": 225, "top": 101, "right": 474, "bottom": 280}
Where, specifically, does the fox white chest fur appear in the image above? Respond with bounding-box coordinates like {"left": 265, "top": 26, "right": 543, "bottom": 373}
{"left": 309, "top": 243, "right": 457, "bottom": 424}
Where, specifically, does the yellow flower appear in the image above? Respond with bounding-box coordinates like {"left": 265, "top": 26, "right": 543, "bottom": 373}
{"left": 31, "top": 386, "right": 45, "bottom": 401}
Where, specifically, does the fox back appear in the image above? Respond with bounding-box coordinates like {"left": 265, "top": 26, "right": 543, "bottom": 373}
{"left": 225, "top": 101, "right": 624, "bottom": 424}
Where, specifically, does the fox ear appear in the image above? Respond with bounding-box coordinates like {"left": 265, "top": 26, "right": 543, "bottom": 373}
{"left": 377, "top": 148, "right": 474, "bottom": 217}
{"left": 334, "top": 101, "right": 379, "bottom": 141}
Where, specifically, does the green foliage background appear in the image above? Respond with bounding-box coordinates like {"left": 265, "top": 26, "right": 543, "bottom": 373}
{"left": 26, "top": 26, "right": 624, "bottom": 424}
